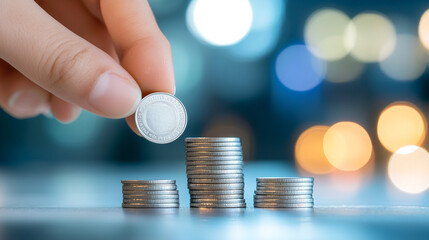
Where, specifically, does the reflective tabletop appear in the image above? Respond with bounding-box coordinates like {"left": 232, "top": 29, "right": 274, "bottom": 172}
{"left": 1, "top": 206, "right": 429, "bottom": 240}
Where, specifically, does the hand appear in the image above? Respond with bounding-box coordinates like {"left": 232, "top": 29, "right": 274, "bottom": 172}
{"left": 0, "top": 0, "right": 175, "bottom": 135}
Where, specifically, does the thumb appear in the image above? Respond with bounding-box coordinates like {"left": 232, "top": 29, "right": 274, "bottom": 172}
{"left": 0, "top": 1, "right": 141, "bottom": 118}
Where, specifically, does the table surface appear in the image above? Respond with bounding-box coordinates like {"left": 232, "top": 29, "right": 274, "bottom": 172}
{"left": 1, "top": 206, "right": 429, "bottom": 240}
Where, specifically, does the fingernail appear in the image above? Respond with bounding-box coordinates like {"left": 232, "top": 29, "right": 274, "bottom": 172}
{"left": 8, "top": 90, "right": 50, "bottom": 117}
{"left": 89, "top": 72, "right": 141, "bottom": 118}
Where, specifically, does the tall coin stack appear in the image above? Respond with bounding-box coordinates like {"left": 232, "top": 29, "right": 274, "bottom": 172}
{"left": 185, "top": 137, "right": 246, "bottom": 208}
{"left": 122, "top": 180, "right": 179, "bottom": 208}
{"left": 254, "top": 177, "right": 314, "bottom": 208}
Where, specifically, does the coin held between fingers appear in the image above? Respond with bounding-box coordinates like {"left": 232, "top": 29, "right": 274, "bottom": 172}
{"left": 135, "top": 92, "right": 187, "bottom": 144}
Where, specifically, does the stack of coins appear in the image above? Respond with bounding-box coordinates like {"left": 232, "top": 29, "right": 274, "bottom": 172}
{"left": 185, "top": 137, "right": 246, "bottom": 208}
{"left": 254, "top": 177, "right": 314, "bottom": 208}
{"left": 122, "top": 180, "right": 179, "bottom": 208}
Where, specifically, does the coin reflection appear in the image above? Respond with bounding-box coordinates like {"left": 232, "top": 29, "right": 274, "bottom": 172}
{"left": 190, "top": 208, "right": 245, "bottom": 217}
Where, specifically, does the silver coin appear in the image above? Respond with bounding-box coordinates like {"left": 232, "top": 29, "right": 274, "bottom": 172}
{"left": 123, "top": 194, "right": 179, "bottom": 199}
{"left": 186, "top": 142, "right": 242, "bottom": 147}
{"left": 186, "top": 160, "right": 242, "bottom": 165}
{"left": 190, "top": 194, "right": 244, "bottom": 199}
{"left": 186, "top": 156, "right": 243, "bottom": 161}
{"left": 188, "top": 178, "right": 243, "bottom": 184}
{"left": 254, "top": 198, "right": 314, "bottom": 204}
{"left": 253, "top": 194, "right": 312, "bottom": 199}
{"left": 187, "top": 169, "right": 243, "bottom": 175}
{"left": 191, "top": 199, "right": 245, "bottom": 204}
{"left": 190, "top": 202, "right": 246, "bottom": 208}
{"left": 186, "top": 160, "right": 243, "bottom": 167}
{"left": 190, "top": 189, "right": 244, "bottom": 195}
{"left": 124, "top": 198, "right": 180, "bottom": 204}
{"left": 122, "top": 190, "right": 178, "bottom": 195}
{"left": 186, "top": 151, "right": 243, "bottom": 157}
{"left": 257, "top": 186, "right": 313, "bottom": 191}
{"left": 254, "top": 203, "right": 313, "bottom": 208}
{"left": 188, "top": 183, "right": 244, "bottom": 190}
{"left": 257, "top": 177, "right": 314, "bottom": 183}
{"left": 188, "top": 174, "right": 243, "bottom": 179}
{"left": 122, "top": 183, "right": 177, "bottom": 187}
{"left": 123, "top": 185, "right": 177, "bottom": 191}
{"left": 257, "top": 182, "right": 313, "bottom": 187}
{"left": 186, "top": 163, "right": 243, "bottom": 169}
{"left": 186, "top": 160, "right": 243, "bottom": 166}
{"left": 186, "top": 165, "right": 243, "bottom": 171}
{"left": 121, "top": 180, "right": 176, "bottom": 184}
{"left": 122, "top": 203, "right": 179, "bottom": 208}
{"left": 135, "top": 92, "right": 187, "bottom": 144}
{"left": 186, "top": 146, "right": 242, "bottom": 152}
{"left": 255, "top": 190, "right": 313, "bottom": 195}
{"left": 185, "top": 137, "right": 240, "bottom": 143}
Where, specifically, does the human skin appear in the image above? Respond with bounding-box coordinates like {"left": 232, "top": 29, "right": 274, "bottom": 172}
{"left": 0, "top": 0, "right": 175, "bottom": 136}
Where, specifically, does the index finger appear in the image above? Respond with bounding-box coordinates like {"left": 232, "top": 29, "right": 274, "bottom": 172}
{"left": 100, "top": 0, "right": 175, "bottom": 96}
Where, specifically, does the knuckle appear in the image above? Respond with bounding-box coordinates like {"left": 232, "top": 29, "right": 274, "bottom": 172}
{"left": 38, "top": 39, "right": 91, "bottom": 89}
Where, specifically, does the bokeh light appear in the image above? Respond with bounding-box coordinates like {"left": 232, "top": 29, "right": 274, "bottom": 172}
{"left": 419, "top": 9, "right": 429, "bottom": 50}
{"left": 304, "top": 8, "right": 353, "bottom": 60}
{"left": 226, "top": 0, "right": 285, "bottom": 61}
{"left": 348, "top": 13, "right": 396, "bottom": 62}
{"left": 323, "top": 121, "right": 373, "bottom": 171}
{"left": 203, "top": 114, "right": 254, "bottom": 161}
{"left": 325, "top": 55, "right": 365, "bottom": 83}
{"left": 388, "top": 145, "right": 429, "bottom": 194}
{"left": 380, "top": 34, "right": 427, "bottom": 81}
{"left": 275, "top": 44, "right": 326, "bottom": 91}
{"left": 295, "top": 125, "right": 335, "bottom": 174}
{"left": 377, "top": 102, "right": 426, "bottom": 152}
{"left": 186, "top": 0, "right": 253, "bottom": 46}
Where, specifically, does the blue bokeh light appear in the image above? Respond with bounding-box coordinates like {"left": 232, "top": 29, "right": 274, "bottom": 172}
{"left": 275, "top": 44, "right": 326, "bottom": 91}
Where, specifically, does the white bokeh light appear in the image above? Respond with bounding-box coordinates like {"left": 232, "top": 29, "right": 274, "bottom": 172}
{"left": 380, "top": 34, "right": 427, "bottom": 81}
{"left": 304, "top": 8, "right": 354, "bottom": 61}
{"left": 348, "top": 13, "right": 396, "bottom": 62}
{"left": 187, "top": 0, "right": 253, "bottom": 46}
{"left": 388, "top": 145, "right": 429, "bottom": 194}
{"left": 419, "top": 9, "right": 429, "bottom": 50}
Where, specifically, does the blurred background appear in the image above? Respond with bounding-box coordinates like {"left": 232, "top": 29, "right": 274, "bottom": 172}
{"left": 1, "top": 0, "right": 429, "bottom": 208}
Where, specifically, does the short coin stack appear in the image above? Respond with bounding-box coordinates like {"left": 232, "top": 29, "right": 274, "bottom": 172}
{"left": 254, "top": 177, "right": 314, "bottom": 208}
{"left": 186, "top": 137, "right": 246, "bottom": 208}
{"left": 122, "top": 180, "right": 179, "bottom": 208}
